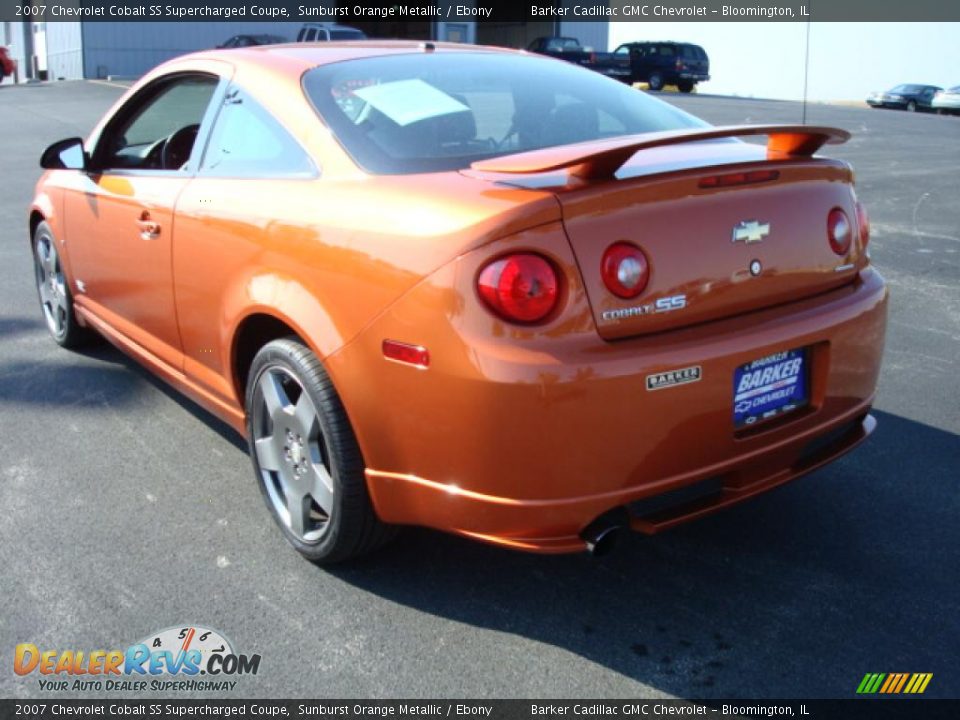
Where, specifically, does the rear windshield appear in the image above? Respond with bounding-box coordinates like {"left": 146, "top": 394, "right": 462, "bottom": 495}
{"left": 302, "top": 52, "right": 707, "bottom": 174}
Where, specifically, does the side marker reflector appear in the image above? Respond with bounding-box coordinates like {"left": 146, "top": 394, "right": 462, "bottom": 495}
{"left": 382, "top": 340, "right": 430, "bottom": 369}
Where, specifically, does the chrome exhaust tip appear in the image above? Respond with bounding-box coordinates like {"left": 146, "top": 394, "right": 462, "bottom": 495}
{"left": 580, "top": 510, "right": 627, "bottom": 557}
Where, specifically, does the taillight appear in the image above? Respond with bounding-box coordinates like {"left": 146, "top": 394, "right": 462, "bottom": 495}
{"left": 675, "top": 59, "right": 683, "bottom": 70}
{"left": 601, "top": 243, "right": 649, "bottom": 299}
{"left": 855, "top": 201, "right": 870, "bottom": 249}
{"left": 477, "top": 253, "right": 559, "bottom": 324}
{"left": 827, "top": 208, "right": 852, "bottom": 256}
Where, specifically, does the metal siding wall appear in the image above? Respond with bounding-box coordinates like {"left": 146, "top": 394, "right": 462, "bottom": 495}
{"left": 80, "top": 21, "right": 295, "bottom": 79}
{"left": 45, "top": 22, "right": 84, "bottom": 80}
{"left": 557, "top": 21, "right": 609, "bottom": 52}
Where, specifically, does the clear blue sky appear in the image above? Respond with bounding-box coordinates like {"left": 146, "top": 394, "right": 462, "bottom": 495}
{"left": 608, "top": 23, "right": 960, "bottom": 100}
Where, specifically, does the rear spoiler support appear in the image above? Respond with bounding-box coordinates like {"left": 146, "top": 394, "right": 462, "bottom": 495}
{"left": 470, "top": 124, "right": 851, "bottom": 181}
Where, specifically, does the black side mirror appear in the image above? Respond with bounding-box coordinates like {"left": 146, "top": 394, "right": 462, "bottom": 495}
{"left": 40, "top": 137, "right": 87, "bottom": 170}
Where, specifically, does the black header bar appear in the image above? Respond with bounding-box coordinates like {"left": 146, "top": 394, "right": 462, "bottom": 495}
{"left": 2, "top": 0, "right": 960, "bottom": 23}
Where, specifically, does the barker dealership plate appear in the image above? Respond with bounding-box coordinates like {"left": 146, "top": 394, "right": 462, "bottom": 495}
{"left": 733, "top": 348, "right": 808, "bottom": 427}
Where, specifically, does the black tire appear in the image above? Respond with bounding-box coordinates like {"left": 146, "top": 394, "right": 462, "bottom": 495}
{"left": 678, "top": 80, "right": 694, "bottom": 93}
{"left": 32, "top": 220, "right": 93, "bottom": 349}
{"left": 648, "top": 72, "right": 664, "bottom": 91}
{"left": 906, "top": 100, "right": 917, "bottom": 112}
{"left": 246, "top": 337, "right": 395, "bottom": 563}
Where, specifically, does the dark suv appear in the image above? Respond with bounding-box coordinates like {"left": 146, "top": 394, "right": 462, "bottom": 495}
{"left": 613, "top": 42, "right": 710, "bottom": 92}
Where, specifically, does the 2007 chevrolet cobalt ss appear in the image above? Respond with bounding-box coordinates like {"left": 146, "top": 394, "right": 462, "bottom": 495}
{"left": 30, "top": 42, "right": 887, "bottom": 562}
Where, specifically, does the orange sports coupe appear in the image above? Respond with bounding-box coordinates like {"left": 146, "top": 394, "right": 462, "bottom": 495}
{"left": 31, "top": 42, "right": 887, "bottom": 562}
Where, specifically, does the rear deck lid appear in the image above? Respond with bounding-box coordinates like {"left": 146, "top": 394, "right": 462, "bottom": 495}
{"left": 471, "top": 125, "right": 866, "bottom": 340}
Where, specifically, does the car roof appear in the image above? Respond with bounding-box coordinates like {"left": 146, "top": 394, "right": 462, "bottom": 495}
{"left": 186, "top": 41, "right": 518, "bottom": 75}
{"left": 623, "top": 41, "right": 700, "bottom": 46}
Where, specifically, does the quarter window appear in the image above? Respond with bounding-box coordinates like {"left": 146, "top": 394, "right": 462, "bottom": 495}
{"left": 200, "top": 87, "right": 315, "bottom": 177}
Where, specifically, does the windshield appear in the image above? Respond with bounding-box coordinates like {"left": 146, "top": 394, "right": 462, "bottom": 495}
{"left": 547, "top": 38, "right": 581, "bottom": 51}
{"left": 303, "top": 52, "right": 707, "bottom": 174}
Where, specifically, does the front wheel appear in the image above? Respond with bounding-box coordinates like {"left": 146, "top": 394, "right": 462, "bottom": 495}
{"left": 33, "top": 221, "right": 92, "bottom": 348}
{"left": 906, "top": 100, "right": 917, "bottom": 112}
{"left": 648, "top": 72, "right": 664, "bottom": 91}
{"left": 246, "top": 337, "right": 395, "bottom": 563}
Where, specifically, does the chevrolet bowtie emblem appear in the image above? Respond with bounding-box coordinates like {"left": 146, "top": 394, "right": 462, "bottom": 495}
{"left": 732, "top": 220, "right": 771, "bottom": 244}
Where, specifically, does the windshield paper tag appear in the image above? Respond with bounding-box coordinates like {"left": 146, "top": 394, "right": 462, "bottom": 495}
{"left": 353, "top": 79, "right": 469, "bottom": 127}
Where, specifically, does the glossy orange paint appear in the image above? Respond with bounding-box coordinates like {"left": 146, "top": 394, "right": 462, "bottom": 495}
{"left": 31, "top": 42, "right": 887, "bottom": 553}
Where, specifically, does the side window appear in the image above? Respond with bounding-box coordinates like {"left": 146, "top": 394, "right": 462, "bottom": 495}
{"left": 305, "top": 28, "right": 317, "bottom": 41}
{"left": 614, "top": 45, "right": 628, "bottom": 56}
{"left": 200, "top": 86, "right": 315, "bottom": 177}
{"left": 95, "top": 74, "right": 218, "bottom": 171}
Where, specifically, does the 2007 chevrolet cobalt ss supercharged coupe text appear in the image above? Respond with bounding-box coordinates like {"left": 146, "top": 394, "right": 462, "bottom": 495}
{"left": 30, "top": 42, "right": 887, "bottom": 562}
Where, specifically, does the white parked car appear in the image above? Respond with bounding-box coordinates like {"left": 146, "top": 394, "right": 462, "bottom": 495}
{"left": 931, "top": 86, "right": 960, "bottom": 115}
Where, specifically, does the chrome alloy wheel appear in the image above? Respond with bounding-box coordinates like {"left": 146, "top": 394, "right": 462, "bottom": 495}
{"left": 251, "top": 366, "right": 335, "bottom": 544}
{"left": 35, "top": 233, "right": 68, "bottom": 338}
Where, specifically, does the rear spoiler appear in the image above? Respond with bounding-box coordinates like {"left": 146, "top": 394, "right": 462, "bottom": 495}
{"left": 470, "top": 124, "right": 850, "bottom": 181}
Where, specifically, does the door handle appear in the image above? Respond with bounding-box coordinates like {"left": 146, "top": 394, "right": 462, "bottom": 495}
{"left": 137, "top": 211, "right": 160, "bottom": 240}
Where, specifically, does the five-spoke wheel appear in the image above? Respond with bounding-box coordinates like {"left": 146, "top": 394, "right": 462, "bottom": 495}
{"left": 252, "top": 366, "right": 335, "bottom": 544}
{"left": 246, "top": 338, "right": 394, "bottom": 563}
{"left": 32, "top": 220, "right": 90, "bottom": 348}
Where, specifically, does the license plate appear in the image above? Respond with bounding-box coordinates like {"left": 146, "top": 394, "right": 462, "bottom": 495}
{"left": 733, "top": 348, "right": 808, "bottom": 428}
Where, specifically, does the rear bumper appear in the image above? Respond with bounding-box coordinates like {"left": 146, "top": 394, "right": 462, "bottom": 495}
{"left": 599, "top": 67, "right": 632, "bottom": 79}
{"left": 366, "top": 409, "right": 876, "bottom": 553}
{"left": 326, "top": 262, "right": 888, "bottom": 553}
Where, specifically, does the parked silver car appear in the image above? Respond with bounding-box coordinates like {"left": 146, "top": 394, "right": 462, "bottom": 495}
{"left": 932, "top": 86, "right": 960, "bottom": 115}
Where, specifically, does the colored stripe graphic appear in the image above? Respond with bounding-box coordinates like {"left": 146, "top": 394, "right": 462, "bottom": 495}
{"left": 857, "top": 672, "right": 932, "bottom": 694}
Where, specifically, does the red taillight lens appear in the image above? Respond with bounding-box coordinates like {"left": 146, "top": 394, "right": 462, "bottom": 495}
{"left": 382, "top": 340, "right": 430, "bottom": 368}
{"left": 827, "top": 208, "right": 852, "bottom": 256}
{"left": 601, "top": 243, "right": 650, "bottom": 299}
{"left": 855, "top": 201, "right": 870, "bottom": 249}
{"left": 477, "top": 253, "right": 559, "bottom": 324}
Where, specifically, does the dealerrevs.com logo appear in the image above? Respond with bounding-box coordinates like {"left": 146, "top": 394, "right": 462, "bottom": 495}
{"left": 14, "top": 625, "right": 261, "bottom": 692}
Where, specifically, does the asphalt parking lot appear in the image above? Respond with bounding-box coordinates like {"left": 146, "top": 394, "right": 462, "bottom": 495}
{"left": 1, "top": 80, "right": 958, "bottom": 700}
